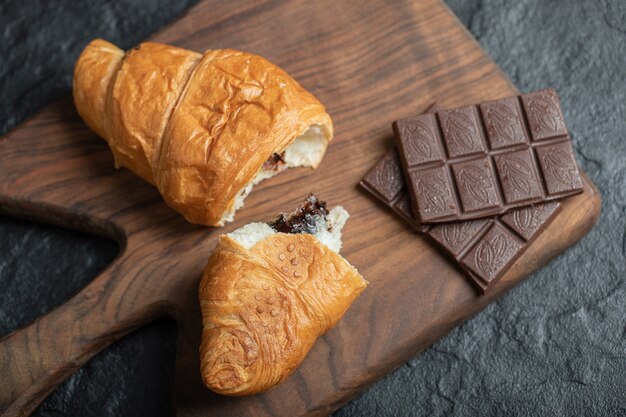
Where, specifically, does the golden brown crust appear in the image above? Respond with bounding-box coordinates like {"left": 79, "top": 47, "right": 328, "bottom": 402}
{"left": 73, "top": 40, "right": 333, "bottom": 226}
{"left": 106, "top": 42, "right": 201, "bottom": 184}
{"left": 156, "top": 49, "right": 332, "bottom": 225}
{"left": 73, "top": 39, "right": 124, "bottom": 138}
{"left": 199, "top": 233, "right": 366, "bottom": 395}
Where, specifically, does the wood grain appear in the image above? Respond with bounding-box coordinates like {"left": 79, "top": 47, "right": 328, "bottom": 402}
{"left": 0, "top": 0, "right": 601, "bottom": 416}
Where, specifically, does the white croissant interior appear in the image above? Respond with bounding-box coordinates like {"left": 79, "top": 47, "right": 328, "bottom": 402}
{"left": 219, "top": 124, "right": 328, "bottom": 226}
{"left": 228, "top": 205, "right": 349, "bottom": 253}
{"left": 282, "top": 124, "right": 328, "bottom": 168}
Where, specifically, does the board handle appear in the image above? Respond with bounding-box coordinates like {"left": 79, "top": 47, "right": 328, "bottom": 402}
{"left": 0, "top": 258, "right": 163, "bottom": 417}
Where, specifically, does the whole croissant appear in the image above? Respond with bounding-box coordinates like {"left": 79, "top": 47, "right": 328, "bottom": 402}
{"left": 73, "top": 39, "right": 333, "bottom": 226}
{"left": 199, "top": 197, "right": 367, "bottom": 395}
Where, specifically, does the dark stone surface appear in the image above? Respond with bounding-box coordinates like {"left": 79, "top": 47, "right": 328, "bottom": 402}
{"left": 0, "top": 0, "right": 197, "bottom": 135}
{"left": 1, "top": 0, "right": 624, "bottom": 416}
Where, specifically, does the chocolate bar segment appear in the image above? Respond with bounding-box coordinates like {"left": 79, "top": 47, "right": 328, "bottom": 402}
{"left": 360, "top": 148, "right": 429, "bottom": 232}
{"left": 360, "top": 147, "right": 561, "bottom": 293}
{"left": 393, "top": 89, "right": 581, "bottom": 225}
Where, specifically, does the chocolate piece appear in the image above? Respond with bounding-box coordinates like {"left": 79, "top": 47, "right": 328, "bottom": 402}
{"left": 263, "top": 152, "right": 286, "bottom": 172}
{"left": 360, "top": 147, "right": 561, "bottom": 293}
{"left": 360, "top": 148, "right": 429, "bottom": 233}
{"left": 393, "top": 89, "right": 581, "bottom": 224}
{"left": 269, "top": 194, "right": 329, "bottom": 235}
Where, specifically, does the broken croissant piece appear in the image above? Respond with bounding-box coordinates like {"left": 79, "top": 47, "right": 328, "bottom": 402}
{"left": 199, "top": 195, "right": 367, "bottom": 395}
{"left": 73, "top": 39, "right": 333, "bottom": 226}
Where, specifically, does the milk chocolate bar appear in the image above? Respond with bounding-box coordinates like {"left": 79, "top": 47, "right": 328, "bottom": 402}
{"left": 360, "top": 147, "right": 561, "bottom": 293}
{"left": 393, "top": 89, "right": 581, "bottom": 225}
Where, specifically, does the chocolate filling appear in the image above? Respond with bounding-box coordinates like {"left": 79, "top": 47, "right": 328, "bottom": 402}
{"left": 268, "top": 194, "right": 329, "bottom": 235}
{"left": 262, "top": 152, "right": 286, "bottom": 172}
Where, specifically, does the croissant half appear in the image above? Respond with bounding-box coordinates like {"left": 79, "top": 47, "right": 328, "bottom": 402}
{"left": 199, "top": 196, "right": 367, "bottom": 395}
{"left": 73, "top": 40, "right": 333, "bottom": 225}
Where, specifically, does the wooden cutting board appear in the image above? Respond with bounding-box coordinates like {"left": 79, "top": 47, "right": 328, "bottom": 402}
{"left": 0, "top": 0, "right": 601, "bottom": 416}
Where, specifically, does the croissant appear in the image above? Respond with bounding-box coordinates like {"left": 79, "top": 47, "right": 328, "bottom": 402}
{"left": 73, "top": 39, "right": 333, "bottom": 226}
{"left": 199, "top": 195, "right": 367, "bottom": 395}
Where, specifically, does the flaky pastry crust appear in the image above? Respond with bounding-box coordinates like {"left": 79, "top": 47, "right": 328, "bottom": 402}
{"left": 199, "top": 233, "right": 367, "bottom": 395}
{"left": 73, "top": 39, "right": 124, "bottom": 139}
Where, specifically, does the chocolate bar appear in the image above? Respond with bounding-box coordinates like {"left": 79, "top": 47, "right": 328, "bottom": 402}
{"left": 393, "top": 89, "right": 581, "bottom": 225}
{"left": 360, "top": 147, "right": 561, "bottom": 293}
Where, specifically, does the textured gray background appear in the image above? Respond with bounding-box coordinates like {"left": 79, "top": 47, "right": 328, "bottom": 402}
{"left": 0, "top": 0, "right": 624, "bottom": 416}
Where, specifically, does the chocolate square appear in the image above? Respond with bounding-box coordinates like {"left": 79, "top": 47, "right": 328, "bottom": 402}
{"left": 521, "top": 89, "right": 568, "bottom": 141}
{"left": 535, "top": 141, "right": 584, "bottom": 195}
{"left": 393, "top": 114, "right": 443, "bottom": 165}
{"left": 495, "top": 149, "right": 543, "bottom": 204}
{"left": 451, "top": 157, "right": 500, "bottom": 212}
{"left": 438, "top": 106, "right": 486, "bottom": 157}
{"left": 409, "top": 166, "right": 457, "bottom": 221}
{"left": 461, "top": 223, "right": 524, "bottom": 286}
{"left": 480, "top": 96, "right": 528, "bottom": 149}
